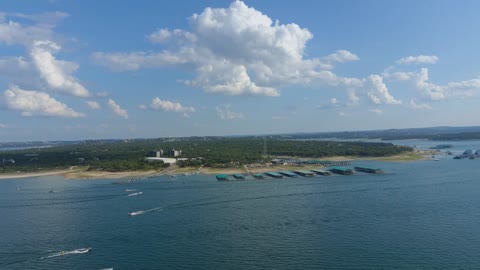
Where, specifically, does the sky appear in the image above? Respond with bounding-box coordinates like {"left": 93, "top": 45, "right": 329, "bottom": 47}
{"left": 1, "top": 0, "right": 480, "bottom": 141}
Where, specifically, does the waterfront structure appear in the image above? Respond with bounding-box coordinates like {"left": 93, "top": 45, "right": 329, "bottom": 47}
{"left": 145, "top": 157, "right": 187, "bottom": 164}
{"left": 265, "top": 172, "right": 283, "bottom": 178}
{"left": 216, "top": 174, "right": 229, "bottom": 181}
{"left": 253, "top": 173, "right": 264, "bottom": 179}
{"left": 354, "top": 166, "right": 383, "bottom": 174}
{"left": 233, "top": 174, "right": 245, "bottom": 180}
{"left": 328, "top": 167, "right": 354, "bottom": 175}
{"left": 278, "top": 171, "right": 297, "bottom": 177}
{"left": 311, "top": 169, "right": 332, "bottom": 175}
{"left": 294, "top": 170, "right": 315, "bottom": 176}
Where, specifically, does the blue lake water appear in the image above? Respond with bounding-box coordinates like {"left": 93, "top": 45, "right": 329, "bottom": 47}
{"left": 1, "top": 140, "right": 480, "bottom": 269}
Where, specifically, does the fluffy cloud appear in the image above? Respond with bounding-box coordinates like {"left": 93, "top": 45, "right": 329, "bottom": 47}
{"left": 414, "top": 68, "right": 445, "bottom": 100}
{"left": 369, "top": 108, "right": 383, "bottom": 115}
{"left": 30, "top": 40, "right": 89, "bottom": 97}
{"left": 148, "top": 97, "right": 195, "bottom": 117}
{"left": 409, "top": 99, "right": 432, "bottom": 110}
{"left": 325, "top": 50, "right": 359, "bottom": 63}
{"left": 367, "top": 75, "right": 401, "bottom": 104}
{"left": 346, "top": 88, "right": 360, "bottom": 105}
{"left": 93, "top": 1, "right": 361, "bottom": 96}
{"left": 215, "top": 104, "right": 244, "bottom": 120}
{"left": 86, "top": 100, "right": 100, "bottom": 109}
{"left": 147, "top": 28, "right": 172, "bottom": 44}
{"left": 0, "top": 13, "right": 90, "bottom": 98}
{"left": 396, "top": 55, "right": 439, "bottom": 65}
{"left": 3, "top": 85, "right": 84, "bottom": 117}
{"left": 107, "top": 98, "right": 128, "bottom": 119}
{"left": 447, "top": 77, "right": 480, "bottom": 90}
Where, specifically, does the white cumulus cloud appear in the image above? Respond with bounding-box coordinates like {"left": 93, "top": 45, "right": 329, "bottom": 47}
{"left": 93, "top": 1, "right": 361, "bottom": 96}
{"left": 3, "top": 85, "right": 84, "bottom": 117}
{"left": 325, "top": 50, "right": 359, "bottom": 63}
{"left": 367, "top": 74, "right": 401, "bottom": 104}
{"left": 147, "top": 28, "right": 172, "bottom": 44}
{"left": 149, "top": 97, "right": 195, "bottom": 117}
{"left": 409, "top": 99, "right": 432, "bottom": 110}
{"left": 396, "top": 55, "right": 439, "bottom": 65}
{"left": 215, "top": 104, "right": 244, "bottom": 120}
{"left": 86, "top": 100, "right": 100, "bottom": 109}
{"left": 30, "top": 40, "right": 89, "bottom": 97}
{"left": 369, "top": 108, "right": 383, "bottom": 115}
{"left": 107, "top": 98, "right": 128, "bottom": 119}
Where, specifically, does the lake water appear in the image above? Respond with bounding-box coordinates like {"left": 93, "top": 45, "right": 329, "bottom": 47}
{"left": 1, "top": 140, "right": 480, "bottom": 269}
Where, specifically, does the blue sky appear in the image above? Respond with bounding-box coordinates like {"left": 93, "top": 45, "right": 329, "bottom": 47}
{"left": 1, "top": 0, "right": 480, "bottom": 141}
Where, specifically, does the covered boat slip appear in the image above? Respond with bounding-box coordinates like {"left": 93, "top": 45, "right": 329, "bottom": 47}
{"left": 265, "top": 172, "right": 283, "bottom": 178}
{"left": 293, "top": 170, "right": 316, "bottom": 176}
{"left": 328, "top": 167, "right": 354, "bottom": 175}
{"left": 278, "top": 171, "right": 298, "bottom": 177}
{"left": 311, "top": 169, "right": 332, "bottom": 176}
{"left": 354, "top": 166, "right": 383, "bottom": 174}
{"left": 216, "top": 166, "right": 379, "bottom": 181}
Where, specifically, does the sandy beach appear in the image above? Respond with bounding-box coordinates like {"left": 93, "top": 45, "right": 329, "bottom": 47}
{"left": 0, "top": 168, "right": 75, "bottom": 180}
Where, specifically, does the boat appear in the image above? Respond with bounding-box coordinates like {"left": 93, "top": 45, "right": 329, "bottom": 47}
{"left": 75, "top": 248, "right": 92, "bottom": 254}
{"left": 127, "top": 191, "right": 143, "bottom": 196}
{"left": 128, "top": 211, "right": 145, "bottom": 216}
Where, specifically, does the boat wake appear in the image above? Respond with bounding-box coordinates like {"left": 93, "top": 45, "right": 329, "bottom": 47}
{"left": 40, "top": 247, "right": 91, "bottom": 259}
{"left": 127, "top": 191, "right": 143, "bottom": 197}
{"left": 128, "top": 207, "right": 162, "bottom": 216}
{"left": 125, "top": 189, "right": 136, "bottom": 192}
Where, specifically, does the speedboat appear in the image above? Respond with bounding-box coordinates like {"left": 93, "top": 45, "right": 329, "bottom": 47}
{"left": 75, "top": 247, "right": 92, "bottom": 253}
{"left": 128, "top": 211, "right": 144, "bottom": 216}
{"left": 127, "top": 191, "right": 143, "bottom": 196}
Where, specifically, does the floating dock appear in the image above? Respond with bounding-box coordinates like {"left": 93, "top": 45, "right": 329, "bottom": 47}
{"left": 253, "top": 173, "right": 264, "bottom": 179}
{"left": 328, "top": 167, "right": 354, "bottom": 175}
{"left": 294, "top": 170, "right": 316, "bottom": 176}
{"left": 311, "top": 169, "right": 332, "bottom": 176}
{"left": 265, "top": 172, "right": 283, "bottom": 178}
{"left": 233, "top": 174, "right": 246, "bottom": 180}
{"left": 278, "top": 171, "right": 298, "bottom": 177}
{"left": 354, "top": 166, "right": 383, "bottom": 174}
{"left": 216, "top": 174, "right": 229, "bottom": 181}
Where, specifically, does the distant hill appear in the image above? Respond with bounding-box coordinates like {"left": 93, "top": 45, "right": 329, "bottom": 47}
{"left": 267, "top": 126, "right": 480, "bottom": 141}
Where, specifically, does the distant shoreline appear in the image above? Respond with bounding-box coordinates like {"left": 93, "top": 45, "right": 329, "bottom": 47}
{"left": 0, "top": 151, "right": 432, "bottom": 180}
